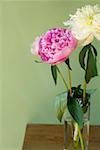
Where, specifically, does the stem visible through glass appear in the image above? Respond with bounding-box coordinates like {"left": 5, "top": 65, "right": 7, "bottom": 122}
{"left": 67, "top": 67, "right": 85, "bottom": 150}
{"left": 78, "top": 125, "right": 85, "bottom": 150}
{"left": 56, "top": 65, "right": 85, "bottom": 150}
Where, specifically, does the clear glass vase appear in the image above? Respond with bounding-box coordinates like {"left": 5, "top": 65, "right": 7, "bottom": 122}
{"left": 63, "top": 108, "right": 90, "bottom": 150}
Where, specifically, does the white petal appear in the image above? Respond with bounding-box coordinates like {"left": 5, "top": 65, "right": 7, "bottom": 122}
{"left": 78, "top": 34, "right": 94, "bottom": 46}
{"left": 31, "top": 36, "right": 40, "bottom": 55}
{"left": 94, "top": 32, "right": 100, "bottom": 41}
{"left": 73, "top": 28, "right": 92, "bottom": 40}
{"left": 63, "top": 5, "right": 100, "bottom": 43}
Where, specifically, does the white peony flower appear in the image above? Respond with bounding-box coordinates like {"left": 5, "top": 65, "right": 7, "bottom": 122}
{"left": 64, "top": 5, "right": 100, "bottom": 46}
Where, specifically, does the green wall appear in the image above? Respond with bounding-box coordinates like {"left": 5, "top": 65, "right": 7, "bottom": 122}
{"left": 0, "top": 0, "right": 100, "bottom": 149}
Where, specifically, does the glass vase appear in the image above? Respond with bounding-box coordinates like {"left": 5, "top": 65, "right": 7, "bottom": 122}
{"left": 63, "top": 107, "right": 90, "bottom": 150}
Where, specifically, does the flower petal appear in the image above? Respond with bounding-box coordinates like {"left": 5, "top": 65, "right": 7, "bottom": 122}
{"left": 64, "top": 5, "right": 100, "bottom": 43}
{"left": 38, "top": 28, "right": 78, "bottom": 64}
{"left": 78, "top": 34, "right": 94, "bottom": 46}
{"left": 31, "top": 36, "right": 40, "bottom": 55}
{"left": 94, "top": 32, "right": 100, "bottom": 41}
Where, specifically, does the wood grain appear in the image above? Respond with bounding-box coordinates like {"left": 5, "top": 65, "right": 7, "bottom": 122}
{"left": 22, "top": 124, "right": 100, "bottom": 150}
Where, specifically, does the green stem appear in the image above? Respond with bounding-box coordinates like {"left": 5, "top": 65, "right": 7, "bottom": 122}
{"left": 83, "top": 80, "right": 87, "bottom": 103}
{"left": 67, "top": 68, "right": 85, "bottom": 150}
{"left": 68, "top": 68, "right": 72, "bottom": 96}
{"left": 56, "top": 66, "right": 85, "bottom": 150}
{"left": 74, "top": 139, "right": 79, "bottom": 150}
{"left": 56, "top": 66, "right": 68, "bottom": 90}
{"left": 78, "top": 125, "right": 85, "bottom": 150}
{"left": 73, "top": 123, "right": 79, "bottom": 150}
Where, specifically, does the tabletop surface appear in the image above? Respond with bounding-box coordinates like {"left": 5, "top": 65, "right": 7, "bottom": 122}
{"left": 22, "top": 124, "right": 100, "bottom": 150}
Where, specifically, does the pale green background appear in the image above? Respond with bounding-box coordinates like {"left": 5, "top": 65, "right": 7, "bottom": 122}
{"left": 0, "top": 0, "right": 100, "bottom": 150}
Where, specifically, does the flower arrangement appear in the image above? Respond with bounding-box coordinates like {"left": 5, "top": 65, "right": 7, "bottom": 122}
{"left": 31, "top": 5, "right": 100, "bottom": 150}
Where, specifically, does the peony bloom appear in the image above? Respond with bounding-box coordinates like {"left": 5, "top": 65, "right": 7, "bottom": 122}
{"left": 31, "top": 28, "right": 77, "bottom": 64}
{"left": 64, "top": 5, "right": 100, "bottom": 46}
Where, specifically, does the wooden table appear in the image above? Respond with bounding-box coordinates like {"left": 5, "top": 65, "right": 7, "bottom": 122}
{"left": 22, "top": 124, "right": 100, "bottom": 150}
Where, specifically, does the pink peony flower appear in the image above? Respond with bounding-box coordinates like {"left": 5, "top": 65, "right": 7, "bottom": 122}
{"left": 31, "top": 28, "right": 78, "bottom": 64}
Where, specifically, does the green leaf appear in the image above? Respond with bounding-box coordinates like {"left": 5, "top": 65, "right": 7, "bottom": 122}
{"left": 34, "top": 60, "right": 42, "bottom": 63}
{"left": 67, "top": 97, "right": 84, "bottom": 128}
{"left": 65, "top": 58, "right": 72, "bottom": 70}
{"left": 91, "top": 44, "right": 97, "bottom": 56}
{"left": 79, "top": 45, "right": 89, "bottom": 70}
{"left": 79, "top": 44, "right": 98, "bottom": 84}
{"left": 85, "top": 49, "right": 98, "bottom": 83}
{"left": 55, "top": 92, "right": 67, "bottom": 122}
{"left": 51, "top": 65, "right": 57, "bottom": 85}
